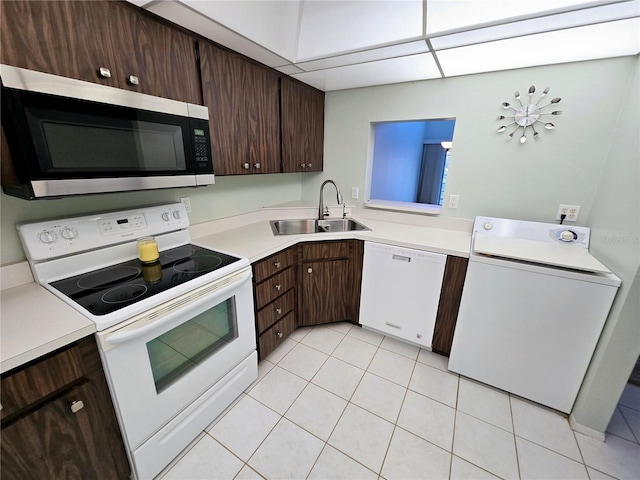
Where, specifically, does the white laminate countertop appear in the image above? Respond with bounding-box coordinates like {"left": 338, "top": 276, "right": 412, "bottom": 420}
{"left": 0, "top": 206, "right": 472, "bottom": 373}
{"left": 191, "top": 206, "right": 473, "bottom": 262}
{"left": 1, "top": 282, "right": 96, "bottom": 374}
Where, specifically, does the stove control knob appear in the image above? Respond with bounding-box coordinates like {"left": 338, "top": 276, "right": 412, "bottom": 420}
{"left": 173, "top": 210, "right": 181, "bottom": 220}
{"left": 39, "top": 230, "right": 57, "bottom": 244}
{"left": 483, "top": 222, "right": 493, "bottom": 231}
{"left": 60, "top": 227, "right": 77, "bottom": 240}
{"left": 161, "top": 212, "right": 170, "bottom": 222}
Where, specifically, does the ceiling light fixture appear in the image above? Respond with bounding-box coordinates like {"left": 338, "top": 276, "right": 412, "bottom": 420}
{"left": 497, "top": 85, "right": 562, "bottom": 143}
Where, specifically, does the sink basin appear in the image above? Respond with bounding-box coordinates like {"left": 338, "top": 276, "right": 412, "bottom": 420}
{"left": 270, "top": 218, "right": 370, "bottom": 236}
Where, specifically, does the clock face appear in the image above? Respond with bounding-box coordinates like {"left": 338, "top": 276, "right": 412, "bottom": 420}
{"left": 514, "top": 104, "right": 540, "bottom": 126}
{"left": 497, "top": 86, "right": 562, "bottom": 143}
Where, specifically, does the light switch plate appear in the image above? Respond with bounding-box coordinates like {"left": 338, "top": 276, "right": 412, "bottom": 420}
{"left": 449, "top": 194, "right": 459, "bottom": 209}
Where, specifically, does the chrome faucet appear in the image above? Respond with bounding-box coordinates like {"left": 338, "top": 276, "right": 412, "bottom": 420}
{"left": 318, "top": 180, "right": 344, "bottom": 220}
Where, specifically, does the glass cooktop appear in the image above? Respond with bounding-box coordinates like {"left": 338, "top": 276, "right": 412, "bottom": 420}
{"left": 50, "top": 244, "right": 241, "bottom": 316}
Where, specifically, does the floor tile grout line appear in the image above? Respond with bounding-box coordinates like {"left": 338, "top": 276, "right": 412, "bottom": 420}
{"left": 616, "top": 405, "right": 640, "bottom": 444}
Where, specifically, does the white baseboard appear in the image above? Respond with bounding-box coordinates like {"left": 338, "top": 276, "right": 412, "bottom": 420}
{"left": 569, "top": 414, "right": 606, "bottom": 441}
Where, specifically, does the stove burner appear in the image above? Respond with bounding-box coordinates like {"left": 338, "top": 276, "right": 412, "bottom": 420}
{"left": 102, "top": 284, "right": 148, "bottom": 304}
{"left": 77, "top": 266, "right": 141, "bottom": 290}
{"left": 164, "top": 245, "right": 198, "bottom": 259}
{"left": 173, "top": 255, "right": 223, "bottom": 274}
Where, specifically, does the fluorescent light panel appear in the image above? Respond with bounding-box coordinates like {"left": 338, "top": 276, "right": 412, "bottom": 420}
{"left": 425, "top": 0, "right": 625, "bottom": 34}
{"left": 431, "top": 1, "right": 640, "bottom": 50}
{"left": 294, "top": 41, "right": 429, "bottom": 72}
{"left": 436, "top": 18, "right": 640, "bottom": 77}
{"left": 293, "top": 53, "right": 441, "bottom": 91}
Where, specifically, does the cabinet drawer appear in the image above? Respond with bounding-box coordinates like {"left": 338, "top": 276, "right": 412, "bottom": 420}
{"left": 256, "top": 289, "right": 295, "bottom": 334}
{"left": 301, "top": 241, "right": 351, "bottom": 260}
{"left": 258, "top": 313, "right": 296, "bottom": 360}
{"left": 253, "top": 249, "right": 294, "bottom": 283}
{"left": 255, "top": 267, "right": 294, "bottom": 309}
{"left": 1, "top": 345, "right": 84, "bottom": 418}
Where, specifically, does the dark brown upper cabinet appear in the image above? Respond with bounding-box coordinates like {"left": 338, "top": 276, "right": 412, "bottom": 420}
{"left": 0, "top": 0, "right": 201, "bottom": 104}
{"left": 281, "top": 76, "right": 325, "bottom": 173}
{"left": 199, "top": 41, "right": 281, "bottom": 175}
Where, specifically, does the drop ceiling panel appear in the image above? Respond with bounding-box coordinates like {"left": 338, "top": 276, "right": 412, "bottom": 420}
{"left": 295, "top": 41, "right": 430, "bottom": 72}
{"left": 425, "top": 0, "right": 621, "bottom": 34}
{"left": 437, "top": 18, "right": 640, "bottom": 77}
{"left": 292, "top": 53, "right": 441, "bottom": 91}
{"left": 180, "top": 0, "right": 300, "bottom": 61}
{"left": 297, "top": 0, "right": 423, "bottom": 61}
{"left": 431, "top": 1, "right": 640, "bottom": 50}
{"left": 147, "top": 1, "right": 291, "bottom": 67}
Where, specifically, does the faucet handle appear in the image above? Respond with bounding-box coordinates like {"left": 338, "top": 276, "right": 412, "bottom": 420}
{"left": 323, "top": 206, "right": 330, "bottom": 218}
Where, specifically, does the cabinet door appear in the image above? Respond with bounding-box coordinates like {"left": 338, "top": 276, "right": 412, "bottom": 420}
{"left": 1, "top": 382, "right": 123, "bottom": 480}
{"left": 108, "top": 3, "right": 201, "bottom": 103}
{"left": 432, "top": 256, "right": 469, "bottom": 356}
{"left": 199, "top": 42, "right": 280, "bottom": 175}
{"left": 300, "top": 259, "right": 352, "bottom": 326}
{"left": 1, "top": 1, "right": 201, "bottom": 103}
{"left": 281, "top": 76, "right": 324, "bottom": 172}
{"left": 0, "top": 0, "right": 119, "bottom": 88}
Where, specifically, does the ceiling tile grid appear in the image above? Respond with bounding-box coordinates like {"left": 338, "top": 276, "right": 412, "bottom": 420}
{"left": 138, "top": 0, "right": 640, "bottom": 91}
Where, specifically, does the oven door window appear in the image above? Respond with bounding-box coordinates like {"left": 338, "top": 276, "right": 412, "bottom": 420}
{"left": 146, "top": 297, "right": 238, "bottom": 393}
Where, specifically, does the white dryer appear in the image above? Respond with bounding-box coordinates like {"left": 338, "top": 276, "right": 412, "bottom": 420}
{"left": 448, "top": 217, "right": 620, "bottom": 413}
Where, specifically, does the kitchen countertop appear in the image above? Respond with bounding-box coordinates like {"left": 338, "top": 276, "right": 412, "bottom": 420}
{"left": 191, "top": 206, "right": 472, "bottom": 262}
{"left": 0, "top": 206, "right": 472, "bottom": 374}
{"left": 1, "top": 280, "right": 96, "bottom": 374}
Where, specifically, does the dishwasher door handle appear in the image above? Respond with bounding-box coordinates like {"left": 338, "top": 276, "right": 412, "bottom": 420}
{"left": 392, "top": 254, "right": 411, "bottom": 262}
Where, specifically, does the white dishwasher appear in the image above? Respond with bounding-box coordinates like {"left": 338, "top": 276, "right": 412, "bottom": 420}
{"left": 359, "top": 242, "right": 446, "bottom": 348}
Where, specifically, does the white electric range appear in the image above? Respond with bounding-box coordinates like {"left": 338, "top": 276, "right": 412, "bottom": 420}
{"left": 18, "top": 203, "right": 258, "bottom": 480}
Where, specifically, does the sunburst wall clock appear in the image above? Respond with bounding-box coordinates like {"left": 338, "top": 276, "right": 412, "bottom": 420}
{"left": 497, "top": 85, "right": 562, "bottom": 143}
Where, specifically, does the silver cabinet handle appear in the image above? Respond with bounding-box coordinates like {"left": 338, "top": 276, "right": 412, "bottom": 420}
{"left": 307, "top": 163, "right": 312, "bottom": 168}
{"left": 275, "top": 284, "right": 282, "bottom": 291}
{"left": 385, "top": 322, "right": 402, "bottom": 329}
{"left": 243, "top": 163, "right": 250, "bottom": 169}
{"left": 254, "top": 163, "right": 261, "bottom": 169}
{"left": 276, "top": 331, "right": 283, "bottom": 338}
{"left": 128, "top": 75, "right": 139, "bottom": 85}
{"left": 275, "top": 308, "right": 282, "bottom": 315}
{"left": 392, "top": 254, "right": 411, "bottom": 263}
{"left": 98, "top": 67, "right": 111, "bottom": 78}
{"left": 70, "top": 400, "right": 85, "bottom": 414}
{"left": 307, "top": 268, "right": 313, "bottom": 273}
{"left": 274, "top": 262, "right": 281, "bottom": 268}
{"left": 300, "top": 163, "right": 306, "bottom": 168}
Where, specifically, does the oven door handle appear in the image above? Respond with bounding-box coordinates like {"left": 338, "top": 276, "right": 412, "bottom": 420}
{"left": 103, "top": 270, "right": 251, "bottom": 346}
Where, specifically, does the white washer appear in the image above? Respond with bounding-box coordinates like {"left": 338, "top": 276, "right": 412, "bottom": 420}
{"left": 448, "top": 217, "right": 620, "bottom": 413}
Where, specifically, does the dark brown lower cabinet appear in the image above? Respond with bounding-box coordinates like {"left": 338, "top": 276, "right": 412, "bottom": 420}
{"left": 298, "top": 240, "right": 363, "bottom": 327}
{"left": 0, "top": 337, "right": 130, "bottom": 480}
{"left": 431, "top": 255, "right": 469, "bottom": 356}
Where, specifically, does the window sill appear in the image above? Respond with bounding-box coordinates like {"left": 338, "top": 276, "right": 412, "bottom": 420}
{"left": 364, "top": 200, "right": 442, "bottom": 215}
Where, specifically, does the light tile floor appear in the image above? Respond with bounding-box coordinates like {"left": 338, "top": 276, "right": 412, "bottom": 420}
{"left": 159, "top": 323, "right": 640, "bottom": 480}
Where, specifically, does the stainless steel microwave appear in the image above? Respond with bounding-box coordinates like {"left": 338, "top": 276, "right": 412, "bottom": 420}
{"left": 1, "top": 64, "right": 214, "bottom": 200}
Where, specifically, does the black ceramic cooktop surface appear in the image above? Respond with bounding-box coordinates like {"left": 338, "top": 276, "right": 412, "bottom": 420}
{"left": 50, "top": 244, "right": 241, "bottom": 316}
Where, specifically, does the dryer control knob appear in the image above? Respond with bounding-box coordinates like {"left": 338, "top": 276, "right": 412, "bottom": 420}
{"left": 483, "top": 222, "right": 493, "bottom": 230}
{"left": 560, "top": 230, "right": 575, "bottom": 242}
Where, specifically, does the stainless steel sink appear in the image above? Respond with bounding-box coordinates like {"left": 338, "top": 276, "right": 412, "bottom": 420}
{"left": 270, "top": 218, "right": 370, "bottom": 236}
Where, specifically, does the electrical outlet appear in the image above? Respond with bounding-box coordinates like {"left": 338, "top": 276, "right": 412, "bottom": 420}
{"left": 556, "top": 204, "right": 580, "bottom": 222}
{"left": 351, "top": 187, "right": 359, "bottom": 199}
{"left": 180, "top": 196, "right": 192, "bottom": 213}
{"left": 449, "top": 194, "right": 459, "bottom": 209}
